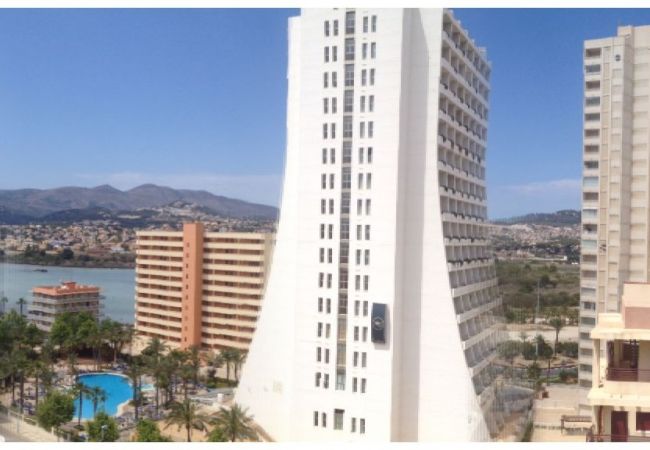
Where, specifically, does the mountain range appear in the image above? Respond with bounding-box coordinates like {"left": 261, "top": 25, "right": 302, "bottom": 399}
{"left": 494, "top": 209, "right": 580, "bottom": 227}
{"left": 0, "top": 184, "right": 277, "bottom": 224}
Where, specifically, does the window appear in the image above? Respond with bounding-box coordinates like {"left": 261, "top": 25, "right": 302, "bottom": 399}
{"left": 345, "top": 64, "right": 354, "bottom": 86}
{"left": 354, "top": 300, "right": 360, "bottom": 314}
{"left": 368, "top": 121, "right": 374, "bottom": 138}
{"left": 328, "top": 247, "right": 333, "bottom": 263}
{"left": 637, "top": 412, "right": 650, "bottom": 431}
{"left": 368, "top": 147, "right": 373, "bottom": 163}
{"left": 364, "top": 250, "right": 370, "bottom": 265}
{"left": 360, "top": 121, "right": 366, "bottom": 138}
{"left": 324, "top": 72, "right": 329, "bottom": 88}
{"left": 331, "top": 123, "right": 336, "bottom": 139}
{"left": 355, "top": 275, "right": 360, "bottom": 290}
{"left": 318, "top": 322, "right": 323, "bottom": 337}
{"left": 327, "top": 273, "right": 332, "bottom": 288}
{"left": 333, "top": 20, "right": 339, "bottom": 36}
{"left": 320, "top": 224, "right": 325, "bottom": 239}
{"left": 363, "top": 275, "right": 369, "bottom": 291}
{"left": 363, "top": 16, "right": 368, "bottom": 33}
{"left": 356, "top": 224, "right": 362, "bottom": 240}
{"left": 322, "top": 148, "right": 327, "bottom": 164}
{"left": 353, "top": 377, "right": 358, "bottom": 392}
{"left": 366, "top": 173, "right": 372, "bottom": 189}
{"left": 359, "top": 147, "right": 364, "bottom": 163}
{"left": 329, "top": 199, "right": 334, "bottom": 214}
{"left": 362, "top": 327, "right": 368, "bottom": 341}
{"left": 324, "top": 373, "right": 329, "bottom": 388}
{"left": 328, "top": 224, "right": 333, "bottom": 239}
{"left": 343, "top": 141, "right": 352, "bottom": 163}
{"left": 361, "top": 69, "right": 367, "bottom": 86}
{"left": 360, "top": 418, "right": 366, "bottom": 434}
{"left": 325, "top": 46, "right": 330, "bottom": 63}
{"left": 336, "top": 369, "right": 345, "bottom": 390}
{"left": 361, "top": 378, "right": 367, "bottom": 393}
{"left": 345, "top": 11, "right": 355, "bottom": 34}
{"left": 329, "top": 174, "right": 335, "bottom": 189}
{"left": 344, "top": 90, "right": 354, "bottom": 112}
{"left": 371, "top": 15, "right": 376, "bottom": 32}
{"left": 369, "top": 95, "right": 374, "bottom": 112}
{"left": 360, "top": 96, "right": 366, "bottom": 112}
{"left": 365, "top": 225, "right": 370, "bottom": 240}
{"left": 326, "top": 323, "right": 331, "bottom": 338}
{"left": 330, "top": 148, "right": 335, "bottom": 164}
{"left": 363, "top": 301, "right": 368, "bottom": 316}
{"left": 317, "top": 347, "right": 322, "bottom": 362}
{"left": 361, "top": 352, "right": 367, "bottom": 367}
{"left": 321, "top": 199, "right": 326, "bottom": 214}
{"left": 332, "top": 46, "right": 338, "bottom": 62}
{"left": 358, "top": 173, "right": 363, "bottom": 189}
{"left": 319, "top": 247, "right": 325, "bottom": 262}
{"left": 341, "top": 192, "right": 350, "bottom": 214}
{"left": 323, "top": 124, "right": 328, "bottom": 139}
{"left": 327, "top": 298, "right": 332, "bottom": 313}
{"left": 353, "top": 351, "right": 359, "bottom": 366}
{"left": 325, "top": 349, "right": 330, "bottom": 363}
{"left": 315, "top": 372, "right": 321, "bottom": 387}
{"left": 318, "top": 272, "right": 324, "bottom": 287}
{"left": 332, "top": 72, "right": 338, "bottom": 87}
{"left": 334, "top": 409, "right": 344, "bottom": 430}
{"left": 345, "top": 38, "right": 355, "bottom": 60}
{"left": 362, "top": 43, "right": 368, "bottom": 59}
{"left": 371, "top": 42, "right": 376, "bottom": 58}
{"left": 357, "top": 198, "right": 362, "bottom": 214}
{"left": 318, "top": 297, "right": 323, "bottom": 312}
{"left": 331, "top": 98, "right": 337, "bottom": 114}
{"left": 323, "top": 98, "right": 329, "bottom": 114}
{"left": 314, "top": 411, "right": 319, "bottom": 426}
{"left": 354, "top": 326, "right": 359, "bottom": 341}
{"left": 322, "top": 413, "right": 327, "bottom": 428}
{"left": 343, "top": 116, "right": 353, "bottom": 138}
{"left": 365, "top": 199, "right": 371, "bottom": 215}
{"left": 324, "top": 21, "right": 330, "bottom": 37}
{"left": 370, "top": 68, "right": 375, "bottom": 85}
{"left": 352, "top": 417, "right": 357, "bottom": 432}
{"left": 342, "top": 167, "right": 351, "bottom": 188}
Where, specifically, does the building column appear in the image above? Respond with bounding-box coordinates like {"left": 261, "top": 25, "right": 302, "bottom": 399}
{"left": 181, "top": 223, "right": 204, "bottom": 349}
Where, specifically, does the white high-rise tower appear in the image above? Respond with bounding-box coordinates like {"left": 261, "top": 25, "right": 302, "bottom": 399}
{"left": 237, "top": 8, "right": 512, "bottom": 441}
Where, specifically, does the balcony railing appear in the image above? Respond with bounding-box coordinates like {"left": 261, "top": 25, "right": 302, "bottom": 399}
{"left": 587, "top": 434, "right": 650, "bottom": 442}
{"left": 606, "top": 367, "right": 650, "bottom": 382}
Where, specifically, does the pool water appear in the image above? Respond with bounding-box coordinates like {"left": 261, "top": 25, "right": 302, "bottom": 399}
{"left": 74, "top": 373, "right": 133, "bottom": 420}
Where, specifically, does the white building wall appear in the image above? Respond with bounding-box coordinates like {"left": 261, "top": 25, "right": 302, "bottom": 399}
{"left": 237, "top": 8, "right": 498, "bottom": 442}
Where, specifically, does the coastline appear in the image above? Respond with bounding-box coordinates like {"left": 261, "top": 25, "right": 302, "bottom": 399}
{"left": 2, "top": 257, "right": 135, "bottom": 270}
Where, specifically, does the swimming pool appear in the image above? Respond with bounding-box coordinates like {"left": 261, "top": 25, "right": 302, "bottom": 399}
{"left": 73, "top": 373, "right": 133, "bottom": 420}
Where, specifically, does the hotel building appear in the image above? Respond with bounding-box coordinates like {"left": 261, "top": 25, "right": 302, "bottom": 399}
{"left": 588, "top": 282, "right": 650, "bottom": 441}
{"left": 236, "top": 8, "right": 523, "bottom": 442}
{"left": 27, "top": 281, "right": 101, "bottom": 332}
{"left": 580, "top": 25, "right": 650, "bottom": 410}
{"left": 134, "top": 223, "right": 273, "bottom": 351}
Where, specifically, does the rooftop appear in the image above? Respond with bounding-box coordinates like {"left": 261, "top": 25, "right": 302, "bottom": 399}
{"left": 32, "top": 281, "right": 100, "bottom": 296}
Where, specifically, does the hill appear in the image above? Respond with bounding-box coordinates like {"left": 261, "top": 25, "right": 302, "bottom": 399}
{"left": 494, "top": 209, "right": 580, "bottom": 227}
{"left": 0, "top": 184, "right": 277, "bottom": 224}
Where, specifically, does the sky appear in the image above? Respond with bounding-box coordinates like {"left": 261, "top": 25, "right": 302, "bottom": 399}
{"left": 3, "top": 9, "right": 650, "bottom": 218}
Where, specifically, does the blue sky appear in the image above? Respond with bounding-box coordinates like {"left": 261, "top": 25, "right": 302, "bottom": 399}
{"left": 2, "top": 9, "right": 650, "bottom": 218}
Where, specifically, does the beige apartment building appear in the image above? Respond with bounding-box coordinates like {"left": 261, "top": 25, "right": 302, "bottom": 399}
{"left": 581, "top": 25, "right": 650, "bottom": 410}
{"left": 134, "top": 223, "right": 273, "bottom": 352}
{"left": 587, "top": 282, "right": 650, "bottom": 441}
{"left": 27, "top": 281, "right": 102, "bottom": 332}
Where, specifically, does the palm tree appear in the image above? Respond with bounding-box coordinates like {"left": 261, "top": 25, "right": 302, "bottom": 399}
{"left": 125, "top": 356, "right": 143, "bottom": 421}
{"left": 67, "top": 353, "right": 78, "bottom": 381}
{"left": 233, "top": 351, "right": 246, "bottom": 382}
{"left": 188, "top": 346, "right": 201, "bottom": 388}
{"left": 548, "top": 316, "right": 565, "bottom": 356}
{"left": 164, "top": 398, "right": 210, "bottom": 442}
{"left": 88, "top": 386, "right": 107, "bottom": 418}
{"left": 142, "top": 337, "right": 167, "bottom": 415}
{"left": 0, "top": 296, "right": 8, "bottom": 315}
{"left": 206, "top": 351, "right": 225, "bottom": 383}
{"left": 71, "top": 381, "right": 92, "bottom": 426}
{"left": 210, "top": 404, "right": 258, "bottom": 442}
{"left": 16, "top": 298, "right": 27, "bottom": 317}
{"left": 220, "top": 348, "right": 238, "bottom": 383}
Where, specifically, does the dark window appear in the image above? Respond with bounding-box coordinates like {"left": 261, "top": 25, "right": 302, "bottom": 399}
{"left": 637, "top": 412, "right": 650, "bottom": 431}
{"left": 345, "top": 11, "right": 355, "bottom": 34}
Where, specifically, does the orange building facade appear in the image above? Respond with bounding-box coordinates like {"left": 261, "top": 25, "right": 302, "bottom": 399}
{"left": 134, "top": 223, "right": 273, "bottom": 352}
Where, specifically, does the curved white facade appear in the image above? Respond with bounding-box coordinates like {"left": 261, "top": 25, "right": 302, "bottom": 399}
{"left": 237, "top": 8, "right": 505, "bottom": 441}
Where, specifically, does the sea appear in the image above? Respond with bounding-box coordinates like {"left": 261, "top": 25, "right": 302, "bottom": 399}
{"left": 0, "top": 262, "right": 135, "bottom": 324}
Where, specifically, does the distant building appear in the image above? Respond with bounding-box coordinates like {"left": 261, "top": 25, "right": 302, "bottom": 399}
{"left": 133, "top": 223, "right": 273, "bottom": 352}
{"left": 588, "top": 282, "right": 650, "bottom": 441}
{"left": 580, "top": 24, "right": 650, "bottom": 412}
{"left": 28, "top": 281, "right": 102, "bottom": 332}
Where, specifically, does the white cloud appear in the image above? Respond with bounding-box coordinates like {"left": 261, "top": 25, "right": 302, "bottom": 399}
{"left": 74, "top": 171, "right": 283, "bottom": 207}
{"left": 490, "top": 178, "right": 581, "bottom": 219}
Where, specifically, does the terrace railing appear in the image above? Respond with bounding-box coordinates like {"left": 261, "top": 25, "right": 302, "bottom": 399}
{"left": 606, "top": 367, "right": 650, "bottom": 382}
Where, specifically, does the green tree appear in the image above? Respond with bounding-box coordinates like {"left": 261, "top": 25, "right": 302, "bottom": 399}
{"left": 0, "top": 296, "right": 8, "bottom": 315}
{"left": 164, "top": 398, "right": 210, "bottom": 442}
{"left": 142, "top": 337, "right": 168, "bottom": 415}
{"left": 71, "top": 381, "right": 92, "bottom": 426}
{"left": 497, "top": 340, "right": 520, "bottom": 375}
{"left": 36, "top": 391, "right": 75, "bottom": 433}
{"left": 125, "top": 356, "right": 144, "bottom": 421}
{"left": 210, "top": 404, "right": 258, "bottom": 442}
{"left": 207, "top": 427, "right": 228, "bottom": 442}
{"left": 86, "top": 412, "right": 119, "bottom": 442}
{"left": 134, "top": 419, "right": 171, "bottom": 442}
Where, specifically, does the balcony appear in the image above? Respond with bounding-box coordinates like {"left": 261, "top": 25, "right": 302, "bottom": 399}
{"left": 606, "top": 367, "right": 650, "bottom": 382}
{"left": 587, "top": 434, "right": 650, "bottom": 442}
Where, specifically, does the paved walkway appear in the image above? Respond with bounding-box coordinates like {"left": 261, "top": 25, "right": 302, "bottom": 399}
{"left": 0, "top": 412, "right": 58, "bottom": 442}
